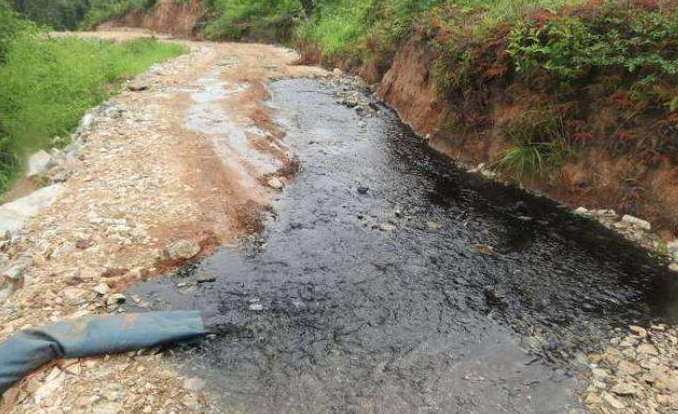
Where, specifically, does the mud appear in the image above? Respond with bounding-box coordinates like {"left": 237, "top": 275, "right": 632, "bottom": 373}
{"left": 128, "top": 79, "right": 678, "bottom": 414}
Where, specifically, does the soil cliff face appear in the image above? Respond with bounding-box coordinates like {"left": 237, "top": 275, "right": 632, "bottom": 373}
{"left": 376, "top": 39, "right": 678, "bottom": 238}
{"left": 98, "top": 0, "right": 204, "bottom": 37}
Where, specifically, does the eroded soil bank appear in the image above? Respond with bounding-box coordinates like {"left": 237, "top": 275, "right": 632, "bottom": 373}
{"left": 374, "top": 39, "right": 678, "bottom": 244}
{"left": 128, "top": 78, "right": 678, "bottom": 414}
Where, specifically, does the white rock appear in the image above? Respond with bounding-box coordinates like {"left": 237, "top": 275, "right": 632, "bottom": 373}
{"left": 27, "top": 150, "right": 53, "bottom": 177}
{"left": 106, "top": 293, "right": 126, "bottom": 307}
{"left": 0, "top": 184, "right": 65, "bottom": 236}
{"left": 92, "top": 283, "right": 111, "bottom": 296}
{"left": 621, "top": 214, "right": 651, "bottom": 231}
{"left": 574, "top": 207, "right": 589, "bottom": 216}
{"left": 629, "top": 325, "right": 648, "bottom": 338}
{"left": 76, "top": 113, "right": 94, "bottom": 134}
{"left": 267, "top": 177, "right": 284, "bottom": 190}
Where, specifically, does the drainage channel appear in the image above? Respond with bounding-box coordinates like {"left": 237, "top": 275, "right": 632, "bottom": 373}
{"left": 127, "top": 78, "right": 678, "bottom": 414}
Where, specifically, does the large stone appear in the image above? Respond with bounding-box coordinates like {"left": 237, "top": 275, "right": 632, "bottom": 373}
{"left": 617, "top": 360, "right": 641, "bottom": 376}
{"left": 629, "top": 325, "right": 648, "bottom": 339}
{"left": 27, "top": 150, "right": 53, "bottom": 177}
{"left": 602, "top": 392, "right": 626, "bottom": 409}
{"left": 163, "top": 239, "right": 201, "bottom": 261}
{"left": 637, "top": 343, "right": 659, "bottom": 356}
{"left": 621, "top": 214, "right": 651, "bottom": 231}
{"left": 0, "top": 184, "right": 65, "bottom": 237}
{"left": 267, "top": 177, "right": 284, "bottom": 190}
{"left": 610, "top": 382, "right": 640, "bottom": 396}
{"left": 0, "top": 260, "right": 28, "bottom": 303}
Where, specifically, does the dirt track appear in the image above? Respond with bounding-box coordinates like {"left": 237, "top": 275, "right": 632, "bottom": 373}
{"left": 0, "top": 31, "right": 328, "bottom": 414}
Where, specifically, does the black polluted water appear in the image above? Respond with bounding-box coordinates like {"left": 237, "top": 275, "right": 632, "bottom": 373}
{"left": 128, "top": 79, "right": 678, "bottom": 414}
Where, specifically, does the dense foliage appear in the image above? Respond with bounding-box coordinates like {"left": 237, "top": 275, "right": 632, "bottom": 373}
{"left": 9, "top": 0, "right": 88, "bottom": 30}
{"left": 0, "top": 0, "right": 185, "bottom": 195}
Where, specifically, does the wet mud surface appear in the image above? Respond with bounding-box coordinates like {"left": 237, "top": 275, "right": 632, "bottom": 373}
{"left": 129, "top": 79, "right": 678, "bottom": 413}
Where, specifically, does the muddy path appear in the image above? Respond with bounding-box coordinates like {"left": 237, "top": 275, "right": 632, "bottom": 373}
{"left": 128, "top": 79, "right": 678, "bottom": 413}
{"left": 3, "top": 30, "right": 678, "bottom": 414}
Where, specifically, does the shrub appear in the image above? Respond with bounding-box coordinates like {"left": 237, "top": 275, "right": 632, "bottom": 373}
{"left": 203, "top": 0, "right": 306, "bottom": 42}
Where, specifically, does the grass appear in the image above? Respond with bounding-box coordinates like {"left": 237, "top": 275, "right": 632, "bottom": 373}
{"left": 0, "top": 29, "right": 185, "bottom": 195}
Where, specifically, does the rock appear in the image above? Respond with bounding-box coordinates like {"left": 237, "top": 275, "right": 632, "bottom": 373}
{"left": 592, "top": 368, "right": 609, "bottom": 379}
{"left": 163, "top": 240, "right": 201, "bottom": 261}
{"left": 617, "top": 360, "right": 641, "bottom": 377}
{"left": 621, "top": 214, "right": 651, "bottom": 231}
{"left": 603, "top": 348, "right": 622, "bottom": 365}
{"left": 573, "top": 207, "right": 589, "bottom": 216}
{"left": 267, "top": 177, "right": 284, "bottom": 190}
{"left": 92, "top": 283, "right": 111, "bottom": 296}
{"left": 611, "top": 382, "right": 640, "bottom": 396}
{"left": 629, "top": 325, "right": 648, "bottom": 338}
{"left": 249, "top": 303, "right": 263, "bottom": 311}
{"left": 66, "top": 269, "right": 83, "bottom": 285}
{"left": 0, "top": 184, "right": 65, "bottom": 237}
{"left": 106, "top": 293, "right": 126, "bottom": 309}
{"left": 128, "top": 82, "right": 149, "bottom": 92}
{"left": 27, "top": 150, "right": 53, "bottom": 177}
{"left": 76, "top": 113, "right": 94, "bottom": 134}
{"left": 92, "top": 401, "right": 123, "bottom": 414}
{"left": 357, "top": 186, "right": 369, "bottom": 194}
{"left": 602, "top": 392, "right": 626, "bottom": 409}
{"left": 659, "top": 374, "right": 678, "bottom": 393}
{"left": 637, "top": 343, "right": 659, "bottom": 356}
{"left": 333, "top": 68, "right": 344, "bottom": 77}
{"left": 379, "top": 223, "right": 396, "bottom": 232}
{"left": 63, "top": 287, "right": 94, "bottom": 306}
{"left": 670, "top": 262, "right": 678, "bottom": 272}
{"left": 657, "top": 394, "right": 678, "bottom": 408}
{"left": 196, "top": 273, "right": 216, "bottom": 283}
{"left": 183, "top": 377, "right": 206, "bottom": 392}
{"left": 427, "top": 221, "right": 442, "bottom": 230}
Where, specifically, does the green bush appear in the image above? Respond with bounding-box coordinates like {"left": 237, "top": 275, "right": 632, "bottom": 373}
{"left": 508, "top": 8, "right": 678, "bottom": 80}
{"left": 10, "top": 0, "right": 89, "bottom": 30}
{"left": 203, "top": 0, "right": 305, "bottom": 41}
{"left": 0, "top": 35, "right": 185, "bottom": 193}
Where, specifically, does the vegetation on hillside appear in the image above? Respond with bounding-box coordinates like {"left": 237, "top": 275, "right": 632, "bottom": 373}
{"left": 0, "top": 1, "right": 185, "bottom": 195}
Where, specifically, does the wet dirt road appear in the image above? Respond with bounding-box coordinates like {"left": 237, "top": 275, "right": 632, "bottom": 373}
{"left": 129, "top": 78, "right": 678, "bottom": 413}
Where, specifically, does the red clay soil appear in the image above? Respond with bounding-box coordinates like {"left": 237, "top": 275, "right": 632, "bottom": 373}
{"left": 376, "top": 39, "right": 678, "bottom": 239}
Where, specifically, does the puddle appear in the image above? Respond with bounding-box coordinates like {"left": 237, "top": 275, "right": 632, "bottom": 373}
{"left": 181, "top": 68, "right": 282, "bottom": 179}
{"left": 129, "top": 79, "right": 678, "bottom": 413}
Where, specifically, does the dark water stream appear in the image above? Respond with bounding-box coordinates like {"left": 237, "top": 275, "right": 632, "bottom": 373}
{"left": 129, "top": 79, "right": 678, "bottom": 414}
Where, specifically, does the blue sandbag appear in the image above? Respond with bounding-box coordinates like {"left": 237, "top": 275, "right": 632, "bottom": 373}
{"left": 0, "top": 311, "right": 210, "bottom": 395}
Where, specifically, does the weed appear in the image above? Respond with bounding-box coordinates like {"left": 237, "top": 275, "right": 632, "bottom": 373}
{"left": 495, "top": 108, "right": 567, "bottom": 177}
